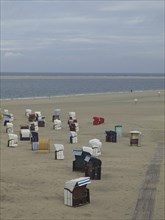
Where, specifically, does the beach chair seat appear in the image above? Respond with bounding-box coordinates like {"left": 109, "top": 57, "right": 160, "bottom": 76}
{"left": 54, "top": 144, "right": 64, "bottom": 159}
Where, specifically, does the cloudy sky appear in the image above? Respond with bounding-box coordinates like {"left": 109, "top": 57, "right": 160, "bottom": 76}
{"left": 1, "top": 0, "right": 164, "bottom": 74}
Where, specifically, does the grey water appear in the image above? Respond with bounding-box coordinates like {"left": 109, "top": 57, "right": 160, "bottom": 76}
{"left": 0, "top": 73, "right": 164, "bottom": 100}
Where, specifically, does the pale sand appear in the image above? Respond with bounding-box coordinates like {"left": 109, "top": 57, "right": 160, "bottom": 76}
{"left": 0, "top": 91, "right": 164, "bottom": 220}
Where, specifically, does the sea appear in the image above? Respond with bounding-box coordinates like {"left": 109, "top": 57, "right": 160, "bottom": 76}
{"left": 0, "top": 72, "right": 164, "bottom": 100}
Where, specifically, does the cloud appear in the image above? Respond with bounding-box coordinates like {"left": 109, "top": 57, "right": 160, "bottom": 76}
{"left": 125, "top": 17, "right": 145, "bottom": 25}
{"left": 4, "top": 52, "right": 23, "bottom": 58}
{"left": 1, "top": 1, "right": 164, "bottom": 73}
{"left": 100, "top": 1, "right": 163, "bottom": 12}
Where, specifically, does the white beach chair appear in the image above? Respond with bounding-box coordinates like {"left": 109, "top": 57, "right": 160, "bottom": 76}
{"left": 20, "top": 128, "right": 31, "bottom": 140}
{"left": 53, "top": 119, "right": 62, "bottom": 130}
{"left": 54, "top": 144, "right": 64, "bottom": 159}
{"left": 8, "top": 134, "right": 18, "bottom": 147}
{"left": 70, "top": 131, "right": 78, "bottom": 144}
{"left": 6, "top": 122, "right": 13, "bottom": 134}
{"left": 25, "top": 109, "right": 32, "bottom": 117}
{"left": 88, "top": 139, "right": 102, "bottom": 156}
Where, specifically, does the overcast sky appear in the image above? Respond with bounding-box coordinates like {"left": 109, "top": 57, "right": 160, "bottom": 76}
{"left": 1, "top": 0, "right": 164, "bottom": 74}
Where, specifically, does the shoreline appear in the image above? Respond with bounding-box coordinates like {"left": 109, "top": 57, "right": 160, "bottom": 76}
{"left": 1, "top": 89, "right": 164, "bottom": 102}
{"left": 1, "top": 75, "right": 165, "bottom": 80}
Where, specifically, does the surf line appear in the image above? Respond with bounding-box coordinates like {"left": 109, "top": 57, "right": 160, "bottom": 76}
{"left": 132, "top": 142, "right": 164, "bottom": 220}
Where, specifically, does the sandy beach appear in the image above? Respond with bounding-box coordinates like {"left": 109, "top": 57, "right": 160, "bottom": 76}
{"left": 0, "top": 91, "right": 164, "bottom": 220}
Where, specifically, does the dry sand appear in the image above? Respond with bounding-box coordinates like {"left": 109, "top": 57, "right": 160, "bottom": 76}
{"left": 0, "top": 91, "right": 164, "bottom": 220}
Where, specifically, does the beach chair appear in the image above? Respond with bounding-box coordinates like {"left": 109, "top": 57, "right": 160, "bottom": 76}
{"left": 3, "top": 114, "right": 13, "bottom": 125}
{"left": 115, "top": 125, "right": 122, "bottom": 136}
{"left": 105, "top": 130, "right": 117, "bottom": 143}
{"left": 25, "top": 109, "right": 32, "bottom": 117}
{"left": 8, "top": 134, "right": 18, "bottom": 147}
{"left": 53, "top": 119, "right": 62, "bottom": 130}
{"left": 54, "top": 144, "right": 64, "bottom": 159}
{"left": 38, "top": 118, "right": 45, "bottom": 127}
{"left": 70, "top": 131, "right": 78, "bottom": 144}
{"left": 64, "top": 177, "right": 91, "bottom": 207}
{"left": 88, "top": 139, "right": 102, "bottom": 156}
{"left": 72, "top": 150, "right": 91, "bottom": 172}
{"left": 38, "top": 139, "right": 50, "bottom": 153}
{"left": 93, "top": 116, "right": 104, "bottom": 125}
{"left": 84, "top": 156, "right": 102, "bottom": 180}
{"left": 20, "top": 125, "right": 30, "bottom": 140}
{"left": 130, "top": 131, "right": 142, "bottom": 146}
{"left": 6, "top": 122, "right": 13, "bottom": 134}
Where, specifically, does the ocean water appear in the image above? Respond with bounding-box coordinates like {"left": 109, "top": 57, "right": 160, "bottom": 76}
{"left": 0, "top": 73, "right": 164, "bottom": 100}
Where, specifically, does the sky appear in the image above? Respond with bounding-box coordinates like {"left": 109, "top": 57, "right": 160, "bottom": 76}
{"left": 1, "top": 0, "right": 164, "bottom": 74}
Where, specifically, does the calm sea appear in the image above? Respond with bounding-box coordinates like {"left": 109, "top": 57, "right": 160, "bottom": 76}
{"left": 0, "top": 73, "right": 164, "bottom": 100}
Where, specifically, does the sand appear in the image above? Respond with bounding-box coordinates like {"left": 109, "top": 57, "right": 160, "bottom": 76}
{"left": 0, "top": 91, "right": 164, "bottom": 220}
